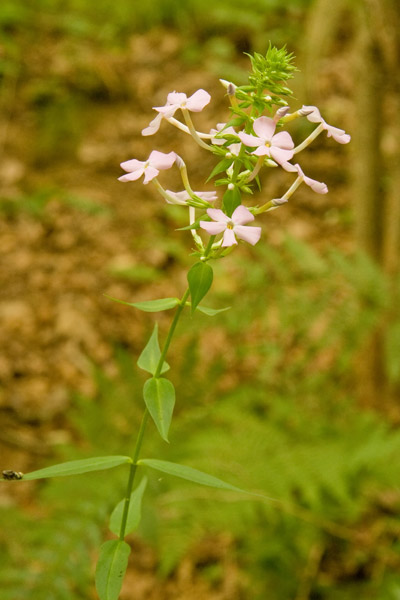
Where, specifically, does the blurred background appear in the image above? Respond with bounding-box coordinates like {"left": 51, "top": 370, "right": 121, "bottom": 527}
{"left": 0, "top": 1, "right": 399, "bottom": 599}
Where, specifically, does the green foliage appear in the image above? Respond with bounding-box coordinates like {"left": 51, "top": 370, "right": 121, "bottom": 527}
{"left": 143, "top": 377, "right": 176, "bottom": 442}
{"left": 187, "top": 262, "right": 214, "bottom": 313}
{"left": 18, "top": 456, "right": 132, "bottom": 481}
{"left": 109, "top": 477, "right": 148, "bottom": 536}
{"left": 137, "top": 324, "right": 170, "bottom": 376}
{"left": 95, "top": 540, "right": 130, "bottom": 600}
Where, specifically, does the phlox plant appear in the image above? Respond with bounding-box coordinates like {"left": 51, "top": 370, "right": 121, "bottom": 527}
{"left": 1, "top": 46, "right": 350, "bottom": 599}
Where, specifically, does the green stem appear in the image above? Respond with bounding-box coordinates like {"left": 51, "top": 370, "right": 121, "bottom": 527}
{"left": 118, "top": 287, "right": 191, "bottom": 540}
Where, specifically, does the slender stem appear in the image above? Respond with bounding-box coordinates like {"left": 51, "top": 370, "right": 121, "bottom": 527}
{"left": 293, "top": 123, "right": 324, "bottom": 154}
{"left": 167, "top": 116, "right": 213, "bottom": 139}
{"left": 118, "top": 287, "right": 191, "bottom": 540}
{"left": 181, "top": 109, "right": 213, "bottom": 151}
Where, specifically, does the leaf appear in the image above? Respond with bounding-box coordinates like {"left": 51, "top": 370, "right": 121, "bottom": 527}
{"left": 195, "top": 304, "right": 231, "bottom": 316}
{"left": 222, "top": 187, "right": 241, "bottom": 217}
{"left": 104, "top": 295, "right": 180, "bottom": 312}
{"left": 137, "top": 459, "right": 244, "bottom": 493}
{"left": 137, "top": 323, "right": 169, "bottom": 375}
{"left": 187, "top": 262, "right": 213, "bottom": 314}
{"left": 206, "top": 158, "right": 233, "bottom": 182}
{"left": 95, "top": 540, "right": 131, "bottom": 600}
{"left": 143, "top": 378, "right": 175, "bottom": 442}
{"left": 21, "top": 456, "right": 132, "bottom": 481}
{"left": 109, "top": 477, "right": 148, "bottom": 536}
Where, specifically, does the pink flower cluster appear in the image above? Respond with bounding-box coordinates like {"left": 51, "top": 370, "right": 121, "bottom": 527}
{"left": 118, "top": 87, "right": 350, "bottom": 249}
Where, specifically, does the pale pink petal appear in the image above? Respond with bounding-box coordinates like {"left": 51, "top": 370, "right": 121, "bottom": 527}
{"left": 142, "top": 114, "right": 163, "bottom": 136}
{"left": 143, "top": 166, "right": 159, "bottom": 184}
{"left": 148, "top": 150, "right": 176, "bottom": 170}
{"left": 303, "top": 175, "right": 328, "bottom": 194}
{"left": 186, "top": 89, "right": 211, "bottom": 112}
{"left": 234, "top": 225, "right": 262, "bottom": 246}
{"left": 164, "top": 190, "right": 189, "bottom": 205}
{"left": 227, "top": 143, "right": 241, "bottom": 156}
{"left": 301, "top": 105, "right": 322, "bottom": 123}
{"left": 325, "top": 125, "right": 351, "bottom": 144}
{"left": 238, "top": 131, "right": 263, "bottom": 147}
{"left": 271, "top": 131, "right": 294, "bottom": 150}
{"left": 253, "top": 116, "right": 276, "bottom": 140}
{"left": 118, "top": 168, "right": 144, "bottom": 182}
{"left": 154, "top": 104, "right": 179, "bottom": 118}
{"left": 252, "top": 145, "right": 271, "bottom": 157}
{"left": 231, "top": 205, "right": 254, "bottom": 225}
{"left": 166, "top": 92, "right": 187, "bottom": 105}
{"left": 207, "top": 208, "right": 230, "bottom": 223}
{"left": 199, "top": 220, "right": 227, "bottom": 235}
{"left": 269, "top": 146, "right": 294, "bottom": 164}
{"left": 196, "top": 191, "right": 218, "bottom": 202}
{"left": 120, "top": 158, "right": 144, "bottom": 172}
{"left": 281, "top": 161, "right": 298, "bottom": 173}
{"left": 222, "top": 228, "right": 237, "bottom": 247}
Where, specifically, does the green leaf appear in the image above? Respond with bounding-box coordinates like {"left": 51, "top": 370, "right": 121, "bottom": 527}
{"left": 109, "top": 477, "right": 148, "bottom": 536}
{"left": 206, "top": 158, "right": 233, "bottom": 182}
{"left": 137, "top": 323, "right": 169, "bottom": 375}
{"left": 195, "top": 304, "right": 231, "bottom": 316}
{"left": 222, "top": 187, "right": 242, "bottom": 217}
{"left": 187, "top": 262, "right": 213, "bottom": 314}
{"left": 95, "top": 540, "right": 131, "bottom": 600}
{"left": 20, "top": 456, "right": 132, "bottom": 481}
{"left": 143, "top": 378, "right": 175, "bottom": 442}
{"left": 105, "top": 295, "right": 180, "bottom": 312}
{"left": 137, "top": 459, "right": 244, "bottom": 493}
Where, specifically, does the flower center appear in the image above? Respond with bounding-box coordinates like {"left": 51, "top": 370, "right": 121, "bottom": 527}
{"left": 227, "top": 221, "right": 234, "bottom": 229}
{"left": 265, "top": 141, "right": 271, "bottom": 147}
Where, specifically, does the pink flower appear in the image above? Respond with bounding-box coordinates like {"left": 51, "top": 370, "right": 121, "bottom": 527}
{"left": 164, "top": 190, "right": 218, "bottom": 205}
{"left": 283, "top": 162, "right": 328, "bottom": 194}
{"left": 142, "top": 90, "right": 211, "bottom": 136}
{"left": 200, "top": 205, "right": 261, "bottom": 247}
{"left": 118, "top": 150, "right": 176, "bottom": 184}
{"left": 301, "top": 105, "right": 351, "bottom": 144}
{"left": 238, "top": 116, "right": 295, "bottom": 164}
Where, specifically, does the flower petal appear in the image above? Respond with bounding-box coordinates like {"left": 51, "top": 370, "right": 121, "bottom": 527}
{"left": 186, "top": 89, "right": 211, "bottom": 112}
{"left": 164, "top": 190, "right": 189, "bottom": 205}
{"left": 166, "top": 92, "right": 187, "bottom": 105}
{"left": 325, "top": 125, "right": 351, "bottom": 144}
{"left": 301, "top": 105, "right": 322, "bottom": 124}
{"left": 118, "top": 168, "right": 144, "bottom": 182}
{"left": 148, "top": 150, "right": 176, "bottom": 170}
{"left": 120, "top": 158, "right": 144, "bottom": 172}
{"left": 231, "top": 205, "right": 254, "bottom": 225}
{"left": 207, "top": 208, "right": 230, "bottom": 223}
{"left": 269, "top": 146, "right": 294, "bottom": 164}
{"left": 199, "top": 220, "right": 227, "bottom": 235}
{"left": 253, "top": 116, "right": 276, "bottom": 140}
{"left": 271, "top": 131, "right": 294, "bottom": 150}
{"left": 196, "top": 191, "right": 218, "bottom": 202}
{"left": 303, "top": 175, "right": 328, "bottom": 194}
{"left": 222, "top": 228, "right": 237, "bottom": 247}
{"left": 234, "top": 225, "right": 262, "bottom": 246}
{"left": 142, "top": 114, "right": 163, "bottom": 136}
{"left": 238, "top": 131, "right": 263, "bottom": 147}
{"left": 143, "top": 166, "right": 159, "bottom": 184}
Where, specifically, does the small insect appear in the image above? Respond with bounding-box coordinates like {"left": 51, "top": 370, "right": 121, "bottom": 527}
{"left": 2, "top": 470, "right": 24, "bottom": 480}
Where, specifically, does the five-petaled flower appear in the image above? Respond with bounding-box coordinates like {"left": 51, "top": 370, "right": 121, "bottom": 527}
{"left": 142, "top": 90, "right": 211, "bottom": 136}
{"left": 301, "top": 105, "right": 351, "bottom": 144}
{"left": 119, "top": 150, "right": 176, "bottom": 184}
{"left": 238, "top": 116, "right": 295, "bottom": 165}
{"left": 200, "top": 205, "right": 262, "bottom": 247}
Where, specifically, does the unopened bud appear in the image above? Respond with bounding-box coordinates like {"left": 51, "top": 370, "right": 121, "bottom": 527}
{"left": 299, "top": 106, "right": 314, "bottom": 117}
{"left": 219, "top": 79, "right": 231, "bottom": 90}
{"left": 276, "top": 106, "right": 290, "bottom": 118}
{"left": 228, "top": 183, "right": 235, "bottom": 191}
{"left": 174, "top": 154, "right": 185, "bottom": 170}
{"left": 227, "top": 83, "right": 237, "bottom": 96}
{"left": 271, "top": 197, "right": 288, "bottom": 206}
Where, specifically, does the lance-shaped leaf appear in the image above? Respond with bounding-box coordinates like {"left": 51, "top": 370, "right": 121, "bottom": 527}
{"left": 95, "top": 540, "right": 131, "bottom": 600}
{"left": 109, "top": 476, "right": 148, "bottom": 536}
{"left": 187, "top": 303, "right": 231, "bottom": 317}
{"left": 137, "top": 459, "right": 244, "bottom": 492}
{"left": 137, "top": 323, "right": 169, "bottom": 375}
{"left": 105, "top": 295, "right": 180, "bottom": 312}
{"left": 143, "top": 378, "right": 175, "bottom": 442}
{"left": 19, "top": 456, "right": 132, "bottom": 481}
{"left": 222, "top": 187, "right": 241, "bottom": 217}
{"left": 187, "top": 262, "right": 213, "bottom": 314}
